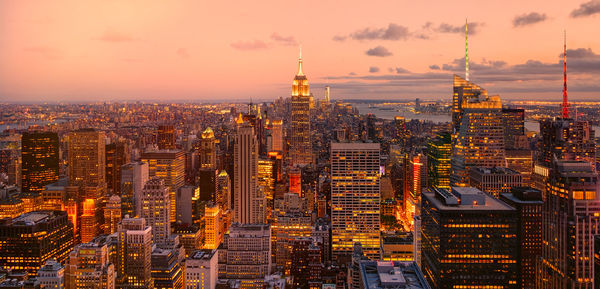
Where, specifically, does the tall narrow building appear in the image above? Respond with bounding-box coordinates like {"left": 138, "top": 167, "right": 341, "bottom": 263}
{"left": 65, "top": 237, "right": 116, "bottom": 289}
{"left": 234, "top": 120, "right": 264, "bottom": 224}
{"left": 120, "top": 161, "right": 149, "bottom": 218}
{"left": 68, "top": 129, "right": 106, "bottom": 187}
{"left": 290, "top": 50, "right": 312, "bottom": 167}
{"left": 141, "top": 150, "right": 185, "bottom": 223}
{"left": 450, "top": 84, "right": 505, "bottom": 186}
{"left": 199, "top": 127, "right": 217, "bottom": 169}
{"left": 116, "top": 217, "right": 153, "bottom": 289}
{"left": 105, "top": 141, "right": 130, "bottom": 195}
{"left": 21, "top": 131, "right": 59, "bottom": 193}
{"left": 270, "top": 119, "right": 284, "bottom": 152}
{"left": 537, "top": 160, "right": 600, "bottom": 289}
{"left": 331, "top": 142, "right": 380, "bottom": 261}
{"left": 140, "top": 177, "right": 171, "bottom": 246}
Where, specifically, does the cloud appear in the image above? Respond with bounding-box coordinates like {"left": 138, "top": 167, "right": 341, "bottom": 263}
{"left": 513, "top": 12, "right": 547, "bottom": 27}
{"left": 366, "top": 46, "right": 393, "bottom": 57}
{"left": 571, "top": 0, "right": 600, "bottom": 17}
{"left": 395, "top": 67, "right": 410, "bottom": 74}
{"left": 369, "top": 66, "right": 380, "bottom": 73}
{"left": 332, "top": 35, "right": 347, "bottom": 42}
{"left": 177, "top": 48, "right": 190, "bottom": 59}
{"left": 270, "top": 33, "right": 298, "bottom": 46}
{"left": 350, "top": 23, "right": 410, "bottom": 41}
{"left": 23, "top": 46, "right": 61, "bottom": 59}
{"left": 434, "top": 22, "right": 484, "bottom": 35}
{"left": 429, "top": 64, "right": 441, "bottom": 70}
{"left": 349, "top": 72, "right": 357, "bottom": 76}
{"left": 230, "top": 40, "right": 269, "bottom": 51}
{"left": 99, "top": 28, "right": 135, "bottom": 43}
{"left": 567, "top": 48, "right": 596, "bottom": 58}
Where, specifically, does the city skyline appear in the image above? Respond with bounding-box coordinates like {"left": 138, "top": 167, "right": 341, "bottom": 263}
{"left": 1, "top": 0, "right": 600, "bottom": 102}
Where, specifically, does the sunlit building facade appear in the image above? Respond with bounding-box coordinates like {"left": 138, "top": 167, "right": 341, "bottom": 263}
{"left": 290, "top": 53, "right": 312, "bottom": 167}
{"left": 116, "top": 217, "right": 153, "bottom": 289}
{"left": 234, "top": 121, "right": 264, "bottom": 224}
{"left": 141, "top": 177, "right": 171, "bottom": 246}
{"left": 199, "top": 127, "right": 217, "bottom": 170}
{"left": 141, "top": 150, "right": 185, "bottom": 223}
{"left": 331, "top": 142, "right": 380, "bottom": 261}
{"left": 65, "top": 237, "right": 115, "bottom": 289}
{"left": 204, "top": 203, "right": 222, "bottom": 250}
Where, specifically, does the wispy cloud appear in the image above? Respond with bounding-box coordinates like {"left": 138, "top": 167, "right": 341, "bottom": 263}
{"left": 513, "top": 12, "right": 547, "bottom": 27}
{"left": 366, "top": 46, "right": 393, "bottom": 57}
{"left": 571, "top": 0, "right": 600, "bottom": 17}
{"left": 270, "top": 33, "right": 297, "bottom": 46}
{"left": 23, "top": 46, "right": 61, "bottom": 60}
{"left": 335, "top": 21, "right": 484, "bottom": 43}
{"left": 369, "top": 66, "right": 380, "bottom": 73}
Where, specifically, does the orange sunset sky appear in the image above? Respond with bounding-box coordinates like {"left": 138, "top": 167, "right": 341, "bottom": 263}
{"left": 1, "top": 0, "right": 599, "bottom": 102}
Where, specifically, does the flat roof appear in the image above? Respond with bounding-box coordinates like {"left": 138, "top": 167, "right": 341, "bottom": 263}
{"left": 423, "top": 188, "right": 515, "bottom": 211}
{"left": 360, "top": 261, "right": 431, "bottom": 289}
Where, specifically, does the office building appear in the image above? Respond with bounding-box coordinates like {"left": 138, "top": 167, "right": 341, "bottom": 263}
{"left": 505, "top": 148, "right": 534, "bottom": 186}
{"left": 469, "top": 166, "right": 523, "bottom": 197}
{"left": 37, "top": 259, "right": 64, "bottom": 289}
{"left": 290, "top": 237, "right": 322, "bottom": 289}
{"left": 199, "top": 127, "right": 217, "bottom": 170}
{"left": 204, "top": 203, "right": 222, "bottom": 250}
{"left": 141, "top": 177, "right": 171, "bottom": 245}
{"left": 273, "top": 210, "right": 311, "bottom": 274}
{"left": 421, "top": 187, "right": 518, "bottom": 289}
{"left": 65, "top": 237, "right": 115, "bottom": 289}
{"left": 218, "top": 223, "right": 271, "bottom": 286}
{"left": 68, "top": 129, "right": 106, "bottom": 187}
{"left": 403, "top": 153, "right": 425, "bottom": 230}
{"left": 104, "top": 195, "right": 121, "bottom": 235}
{"left": 500, "top": 187, "right": 543, "bottom": 289}
{"left": 537, "top": 160, "right": 600, "bottom": 289}
{"left": 141, "top": 150, "right": 185, "bottom": 223}
{"left": 185, "top": 250, "right": 218, "bottom": 289}
{"left": 215, "top": 170, "right": 231, "bottom": 211}
{"left": 21, "top": 131, "right": 59, "bottom": 193}
{"left": 150, "top": 245, "right": 185, "bottom": 289}
{"left": 233, "top": 121, "right": 264, "bottom": 224}
{"left": 380, "top": 231, "right": 414, "bottom": 262}
{"left": 394, "top": 116, "right": 410, "bottom": 148}
{"left": 452, "top": 74, "right": 488, "bottom": 132}
{"left": 157, "top": 125, "right": 176, "bottom": 150}
{"left": 173, "top": 224, "right": 202, "bottom": 258}
{"left": 0, "top": 211, "right": 74, "bottom": 276}
{"left": 105, "top": 141, "right": 130, "bottom": 195}
{"left": 290, "top": 52, "right": 312, "bottom": 167}
{"left": 120, "top": 161, "right": 149, "bottom": 218}
{"left": 270, "top": 120, "right": 283, "bottom": 152}
{"left": 331, "top": 142, "right": 380, "bottom": 261}
{"left": 539, "top": 118, "right": 596, "bottom": 166}
{"left": 116, "top": 217, "right": 153, "bottom": 289}
{"left": 450, "top": 91, "right": 505, "bottom": 186}
{"left": 175, "top": 185, "right": 199, "bottom": 225}
{"left": 502, "top": 108, "right": 525, "bottom": 149}
{"left": 426, "top": 132, "right": 451, "bottom": 189}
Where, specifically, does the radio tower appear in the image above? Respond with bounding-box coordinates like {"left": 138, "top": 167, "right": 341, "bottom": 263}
{"left": 562, "top": 31, "right": 569, "bottom": 119}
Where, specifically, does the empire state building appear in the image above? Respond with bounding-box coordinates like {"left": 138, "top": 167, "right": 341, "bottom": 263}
{"left": 290, "top": 50, "right": 312, "bottom": 167}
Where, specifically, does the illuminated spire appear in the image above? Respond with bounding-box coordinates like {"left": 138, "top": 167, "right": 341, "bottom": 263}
{"left": 465, "top": 19, "right": 469, "bottom": 81}
{"left": 562, "top": 30, "right": 569, "bottom": 119}
{"left": 297, "top": 45, "right": 304, "bottom": 76}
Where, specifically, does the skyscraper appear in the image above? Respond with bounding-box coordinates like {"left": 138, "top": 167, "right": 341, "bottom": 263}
{"left": 157, "top": 125, "right": 176, "bottom": 150}
{"left": 116, "top": 217, "right": 153, "bottom": 289}
{"left": 234, "top": 121, "right": 264, "bottom": 224}
{"left": 537, "top": 160, "right": 600, "bottom": 289}
{"left": 469, "top": 166, "right": 523, "bottom": 198}
{"left": 140, "top": 177, "right": 171, "bottom": 246}
{"left": 0, "top": 211, "right": 74, "bottom": 277}
{"left": 199, "top": 127, "right": 217, "bottom": 170}
{"left": 426, "top": 132, "right": 451, "bottom": 189}
{"left": 104, "top": 194, "right": 121, "bottom": 234}
{"left": 68, "top": 129, "right": 106, "bottom": 187}
{"left": 105, "top": 141, "right": 130, "bottom": 195}
{"left": 204, "top": 203, "right": 222, "bottom": 250}
{"left": 331, "top": 142, "right": 380, "bottom": 261}
{"left": 290, "top": 50, "right": 312, "bottom": 167}
{"left": 502, "top": 108, "right": 525, "bottom": 149}
{"left": 120, "top": 161, "right": 149, "bottom": 218}
{"left": 65, "top": 237, "right": 116, "bottom": 289}
{"left": 451, "top": 75, "right": 489, "bottom": 133}
{"left": 21, "top": 131, "right": 59, "bottom": 193}
{"left": 421, "top": 187, "right": 518, "bottom": 289}
{"left": 450, "top": 86, "right": 505, "bottom": 186}
{"left": 539, "top": 118, "right": 596, "bottom": 166}
{"left": 215, "top": 170, "right": 231, "bottom": 211}
{"left": 141, "top": 150, "right": 185, "bottom": 223}
{"left": 270, "top": 119, "right": 283, "bottom": 152}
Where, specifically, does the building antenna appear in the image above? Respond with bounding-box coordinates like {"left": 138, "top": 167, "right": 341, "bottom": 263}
{"left": 465, "top": 19, "right": 469, "bottom": 81}
{"left": 561, "top": 30, "right": 569, "bottom": 119}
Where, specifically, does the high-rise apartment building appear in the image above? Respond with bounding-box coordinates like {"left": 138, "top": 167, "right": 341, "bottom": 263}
{"left": 157, "top": 125, "right": 176, "bottom": 150}
{"left": 537, "top": 160, "right": 600, "bottom": 289}
{"left": 120, "top": 161, "right": 149, "bottom": 217}
{"left": 450, "top": 90, "right": 505, "bottom": 186}
{"left": 185, "top": 250, "right": 218, "bottom": 289}
{"left": 421, "top": 187, "right": 518, "bottom": 289}
{"left": 426, "top": 132, "right": 451, "bottom": 189}
{"left": 65, "top": 237, "right": 115, "bottom": 289}
{"left": 21, "top": 131, "right": 59, "bottom": 193}
{"left": 141, "top": 150, "right": 185, "bottom": 223}
{"left": 290, "top": 52, "right": 312, "bottom": 167}
{"left": 116, "top": 217, "right": 153, "bottom": 289}
{"left": 104, "top": 194, "right": 121, "bottom": 234}
{"left": 330, "top": 142, "right": 380, "bottom": 261}
{"left": 218, "top": 223, "right": 271, "bottom": 287}
{"left": 141, "top": 177, "right": 171, "bottom": 245}
{"left": 500, "top": 187, "right": 543, "bottom": 289}
{"left": 234, "top": 122, "right": 264, "bottom": 224}
{"left": 0, "top": 211, "right": 74, "bottom": 277}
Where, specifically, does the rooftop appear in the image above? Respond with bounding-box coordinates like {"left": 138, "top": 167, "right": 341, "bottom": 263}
{"left": 360, "top": 261, "right": 431, "bottom": 289}
{"left": 471, "top": 166, "right": 520, "bottom": 175}
{"left": 425, "top": 187, "right": 515, "bottom": 211}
